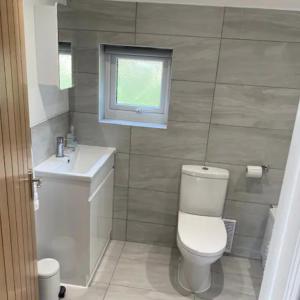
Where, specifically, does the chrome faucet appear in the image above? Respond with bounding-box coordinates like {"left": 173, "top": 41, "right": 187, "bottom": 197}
{"left": 56, "top": 136, "right": 65, "bottom": 157}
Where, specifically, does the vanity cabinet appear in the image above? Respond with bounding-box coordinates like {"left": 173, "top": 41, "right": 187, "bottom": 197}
{"left": 35, "top": 145, "right": 115, "bottom": 286}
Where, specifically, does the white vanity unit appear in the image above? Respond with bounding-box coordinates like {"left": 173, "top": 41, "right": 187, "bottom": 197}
{"left": 35, "top": 145, "right": 115, "bottom": 286}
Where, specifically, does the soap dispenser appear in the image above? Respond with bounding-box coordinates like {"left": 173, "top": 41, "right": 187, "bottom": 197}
{"left": 66, "top": 125, "right": 77, "bottom": 150}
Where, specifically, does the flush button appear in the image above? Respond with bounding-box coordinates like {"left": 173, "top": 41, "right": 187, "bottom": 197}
{"left": 202, "top": 167, "right": 209, "bottom": 170}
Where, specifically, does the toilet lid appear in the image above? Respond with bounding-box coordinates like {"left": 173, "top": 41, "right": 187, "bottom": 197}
{"left": 177, "top": 212, "right": 227, "bottom": 257}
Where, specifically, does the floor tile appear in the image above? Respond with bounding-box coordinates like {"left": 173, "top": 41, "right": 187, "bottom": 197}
{"left": 64, "top": 283, "right": 108, "bottom": 300}
{"left": 105, "top": 240, "right": 125, "bottom": 258}
{"left": 104, "top": 285, "right": 193, "bottom": 300}
{"left": 88, "top": 242, "right": 263, "bottom": 300}
{"left": 195, "top": 290, "right": 257, "bottom": 300}
{"left": 196, "top": 272, "right": 260, "bottom": 300}
{"left": 93, "top": 241, "right": 124, "bottom": 285}
{"left": 111, "top": 256, "right": 176, "bottom": 292}
{"left": 120, "top": 242, "right": 177, "bottom": 264}
{"left": 111, "top": 242, "right": 184, "bottom": 294}
{"left": 213, "top": 256, "right": 263, "bottom": 279}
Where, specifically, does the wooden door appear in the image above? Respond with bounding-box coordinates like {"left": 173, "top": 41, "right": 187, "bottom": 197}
{"left": 0, "top": 0, "right": 38, "bottom": 300}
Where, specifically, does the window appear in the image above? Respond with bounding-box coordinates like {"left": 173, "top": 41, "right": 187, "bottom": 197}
{"left": 59, "top": 42, "right": 73, "bottom": 90}
{"left": 100, "top": 45, "right": 172, "bottom": 128}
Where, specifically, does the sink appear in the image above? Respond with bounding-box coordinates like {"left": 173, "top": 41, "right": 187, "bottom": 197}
{"left": 35, "top": 144, "right": 115, "bottom": 180}
{"left": 35, "top": 145, "right": 116, "bottom": 286}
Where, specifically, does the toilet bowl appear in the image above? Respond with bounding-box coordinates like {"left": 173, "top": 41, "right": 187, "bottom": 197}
{"left": 177, "top": 211, "right": 227, "bottom": 293}
{"left": 177, "top": 165, "right": 229, "bottom": 293}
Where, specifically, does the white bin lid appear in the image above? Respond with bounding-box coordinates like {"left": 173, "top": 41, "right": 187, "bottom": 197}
{"left": 38, "top": 258, "right": 60, "bottom": 279}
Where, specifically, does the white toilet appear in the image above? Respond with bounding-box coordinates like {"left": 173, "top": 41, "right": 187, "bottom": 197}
{"left": 177, "top": 165, "right": 229, "bottom": 293}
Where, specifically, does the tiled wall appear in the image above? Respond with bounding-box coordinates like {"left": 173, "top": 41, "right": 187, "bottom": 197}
{"left": 58, "top": 2, "right": 300, "bottom": 258}
{"left": 31, "top": 112, "right": 69, "bottom": 167}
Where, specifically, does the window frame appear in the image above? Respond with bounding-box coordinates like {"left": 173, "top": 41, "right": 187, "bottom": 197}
{"left": 102, "top": 45, "right": 172, "bottom": 127}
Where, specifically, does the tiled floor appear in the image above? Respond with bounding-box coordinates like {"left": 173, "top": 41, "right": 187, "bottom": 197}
{"left": 65, "top": 241, "right": 263, "bottom": 300}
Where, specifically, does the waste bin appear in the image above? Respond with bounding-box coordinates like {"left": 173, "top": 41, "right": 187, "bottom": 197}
{"left": 38, "top": 258, "right": 60, "bottom": 300}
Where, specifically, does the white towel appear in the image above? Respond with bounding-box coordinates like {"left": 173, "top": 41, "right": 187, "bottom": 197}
{"left": 33, "top": 179, "right": 39, "bottom": 211}
{"left": 31, "top": 149, "right": 39, "bottom": 211}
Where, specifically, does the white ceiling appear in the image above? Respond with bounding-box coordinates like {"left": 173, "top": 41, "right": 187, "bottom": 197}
{"left": 109, "top": 0, "right": 300, "bottom": 11}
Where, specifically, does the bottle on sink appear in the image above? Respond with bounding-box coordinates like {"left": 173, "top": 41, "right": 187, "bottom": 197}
{"left": 66, "top": 125, "right": 77, "bottom": 151}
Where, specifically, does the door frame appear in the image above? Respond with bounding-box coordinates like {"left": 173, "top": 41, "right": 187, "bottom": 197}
{"left": 259, "top": 99, "right": 300, "bottom": 300}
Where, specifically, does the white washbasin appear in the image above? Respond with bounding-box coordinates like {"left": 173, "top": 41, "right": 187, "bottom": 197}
{"left": 35, "top": 145, "right": 116, "bottom": 181}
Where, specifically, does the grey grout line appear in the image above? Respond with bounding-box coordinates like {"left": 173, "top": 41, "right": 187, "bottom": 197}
{"left": 126, "top": 218, "right": 176, "bottom": 228}
{"left": 118, "top": 185, "right": 280, "bottom": 206}
{"left": 102, "top": 241, "right": 126, "bottom": 300}
{"left": 59, "top": 26, "right": 300, "bottom": 45}
{"left": 215, "top": 80, "right": 300, "bottom": 91}
{"left": 126, "top": 218, "right": 177, "bottom": 228}
{"left": 203, "top": 8, "right": 226, "bottom": 163}
{"left": 31, "top": 111, "right": 69, "bottom": 129}
{"left": 125, "top": 127, "right": 133, "bottom": 241}
{"left": 128, "top": 152, "right": 285, "bottom": 171}
{"left": 226, "top": 198, "right": 276, "bottom": 207}
{"left": 127, "top": 186, "right": 179, "bottom": 195}
{"left": 134, "top": 2, "right": 138, "bottom": 45}
{"left": 72, "top": 69, "right": 300, "bottom": 91}
{"left": 72, "top": 108, "right": 295, "bottom": 132}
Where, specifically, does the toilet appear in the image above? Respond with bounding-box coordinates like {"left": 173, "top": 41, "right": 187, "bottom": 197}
{"left": 177, "top": 165, "right": 229, "bottom": 293}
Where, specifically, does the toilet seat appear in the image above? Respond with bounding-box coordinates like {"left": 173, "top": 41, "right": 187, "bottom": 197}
{"left": 177, "top": 211, "right": 227, "bottom": 257}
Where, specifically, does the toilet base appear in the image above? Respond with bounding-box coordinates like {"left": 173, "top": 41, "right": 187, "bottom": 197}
{"left": 178, "top": 257, "right": 211, "bottom": 293}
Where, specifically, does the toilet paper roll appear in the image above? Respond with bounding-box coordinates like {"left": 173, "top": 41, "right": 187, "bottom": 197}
{"left": 246, "top": 166, "right": 263, "bottom": 178}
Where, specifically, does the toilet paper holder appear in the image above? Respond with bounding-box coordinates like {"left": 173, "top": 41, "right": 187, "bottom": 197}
{"left": 261, "top": 165, "right": 270, "bottom": 173}
{"left": 245, "top": 164, "right": 269, "bottom": 178}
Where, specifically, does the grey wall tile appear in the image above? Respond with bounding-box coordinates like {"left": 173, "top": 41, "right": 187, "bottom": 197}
{"left": 74, "top": 48, "right": 99, "bottom": 74}
{"left": 231, "top": 235, "right": 263, "bottom": 259}
{"left": 136, "top": 34, "right": 220, "bottom": 82}
{"left": 115, "top": 153, "right": 129, "bottom": 187}
{"left": 137, "top": 3, "right": 224, "bottom": 37}
{"left": 212, "top": 84, "right": 300, "bottom": 130}
{"left": 112, "top": 219, "right": 126, "bottom": 241}
{"left": 59, "top": 30, "right": 135, "bottom": 49}
{"left": 31, "top": 113, "right": 69, "bottom": 166}
{"left": 206, "top": 125, "right": 291, "bottom": 169}
{"left": 129, "top": 154, "right": 198, "bottom": 193}
{"left": 131, "top": 121, "right": 209, "bottom": 161}
{"left": 223, "top": 8, "right": 300, "bottom": 42}
{"left": 206, "top": 163, "right": 284, "bottom": 205}
{"left": 169, "top": 81, "right": 214, "bottom": 123}
{"left": 59, "top": 3, "right": 298, "bottom": 259}
{"left": 126, "top": 221, "right": 176, "bottom": 247}
{"left": 71, "top": 73, "right": 98, "bottom": 113}
{"left": 113, "top": 186, "right": 128, "bottom": 220}
{"left": 58, "top": 1, "right": 136, "bottom": 32}
{"left": 128, "top": 188, "right": 179, "bottom": 226}
{"left": 72, "top": 112, "right": 130, "bottom": 153}
{"left": 217, "top": 39, "right": 300, "bottom": 88}
{"left": 224, "top": 200, "right": 270, "bottom": 238}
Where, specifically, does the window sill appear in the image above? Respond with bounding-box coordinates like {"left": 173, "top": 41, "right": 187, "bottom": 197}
{"left": 99, "top": 119, "right": 167, "bottom": 129}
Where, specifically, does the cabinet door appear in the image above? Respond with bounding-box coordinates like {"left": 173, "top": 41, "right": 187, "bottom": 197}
{"left": 90, "top": 169, "right": 114, "bottom": 274}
